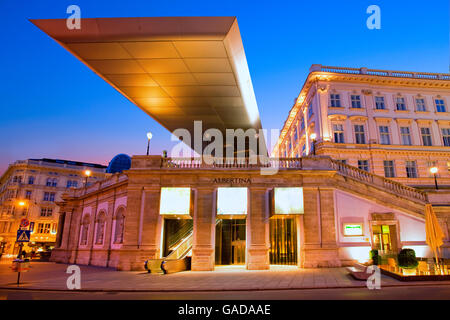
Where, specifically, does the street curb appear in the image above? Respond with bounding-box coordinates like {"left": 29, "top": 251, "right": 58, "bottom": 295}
{"left": 0, "top": 282, "right": 450, "bottom": 293}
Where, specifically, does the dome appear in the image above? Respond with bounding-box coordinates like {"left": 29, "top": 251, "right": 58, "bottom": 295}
{"left": 106, "top": 154, "right": 131, "bottom": 174}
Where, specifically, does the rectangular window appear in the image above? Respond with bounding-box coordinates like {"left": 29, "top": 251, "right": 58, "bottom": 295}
{"left": 37, "top": 223, "right": 51, "bottom": 234}
{"left": 159, "top": 188, "right": 191, "bottom": 215}
{"left": 415, "top": 98, "right": 426, "bottom": 111}
{"left": 336, "top": 159, "right": 347, "bottom": 164}
{"left": 28, "top": 176, "right": 35, "bottom": 185}
{"left": 40, "top": 208, "right": 53, "bottom": 217}
{"left": 217, "top": 188, "right": 248, "bottom": 215}
{"left": 333, "top": 124, "right": 345, "bottom": 143}
{"left": 375, "top": 96, "right": 385, "bottom": 109}
{"left": 354, "top": 125, "right": 366, "bottom": 144}
{"left": 442, "top": 128, "right": 450, "bottom": 147}
{"left": 435, "top": 99, "right": 446, "bottom": 112}
{"left": 396, "top": 97, "right": 406, "bottom": 111}
{"left": 421, "top": 127, "right": 432, "bottom": 146}
{"left": 384, "top": 160, "right": 395, "bottom": 178}
{"left": 405, "top": 161, "right": 418, "bottom": 178}
{"left": 25, "top": 190, "right": 32, "bottom": 200}
{"left": 300, "top": 118, "right": 305, "bottom": 131}
{"left": 330, "top": 94, "right": 341, "bottom": 107}
{"left": 273, "top": 188, "right": 304, "bottom": 214}
{"left": 66, "top": 180, "right": 78, "bottom": 188}
{"left": 293, "top": 127, "right": 298, "bottom": 143}
{"left": 379, "top": 126, "right": 391, "bottom": 145}
{"left": 400, "top": 127, "right": 412, "bottom": 145}
{"left": 43, "top": 192, "right": 56, "bottom": 202}
{"left": 351, "top": 95, "right": 362, "bottom": 108}
{"left": 358, "top": 160, "right": 369, "bottom": 172}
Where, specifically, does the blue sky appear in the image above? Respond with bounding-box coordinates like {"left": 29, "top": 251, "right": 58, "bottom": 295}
{"left": 0, "top": 0, "right": 448, "bottom": 174}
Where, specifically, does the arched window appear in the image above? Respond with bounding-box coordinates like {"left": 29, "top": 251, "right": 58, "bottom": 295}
{"left": 95, "top": 211, "right": 106, "bottom": 245}
{"left": 80, "top": 214, "right": 90, "bottom": 246}
{"left": 114, "top": 208, "right": 125, "bottom": 244}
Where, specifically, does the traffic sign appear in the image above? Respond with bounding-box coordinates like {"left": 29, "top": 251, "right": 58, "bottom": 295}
{"left": 16, "top": 230, "right": 31, "bottom": 242}
{"left": 20, "top": 218, "right": 30, "bottom": 228}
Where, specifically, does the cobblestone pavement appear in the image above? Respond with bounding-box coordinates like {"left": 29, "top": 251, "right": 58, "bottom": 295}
{"left": 1, "top": 261, "right": 450, "bottom": 292}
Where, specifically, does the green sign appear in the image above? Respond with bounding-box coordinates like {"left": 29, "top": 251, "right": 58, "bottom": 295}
{"left": 343, "top": 224, "right": 363, "bottom": 236}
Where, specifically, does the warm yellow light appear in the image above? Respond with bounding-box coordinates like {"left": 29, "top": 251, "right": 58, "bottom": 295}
{"left": 84, "top": 169, "right": 92, "bottom": 177}
{"left": 159, "top": 188, "right": 191, "bottom": 215}
{"left": 217, "top": 188, "right": 248, "bottom": 215}
{"left": 147, "top": 132, "right": 153, "bottom": 140}
{"left": 430, "top": 167, "right": 438, "bottom": 174}
{"left": 274, "top": 188, "right": 304, "bottom": 214}
{"left": 310, "top": 133, "right": 317, "bottom": 140}
{"left": 18, "top": 201, "right": 26, "bottom": 207}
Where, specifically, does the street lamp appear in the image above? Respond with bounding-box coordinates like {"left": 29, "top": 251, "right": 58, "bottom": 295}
{"left": 16, "top": 201, "right": 27, "bottom": 259}
{"left": 310, "top": 133, "right": 317, "bottom": 155}
{"left": 430, "top": 166, "right": 438, "bottom": 190}
{"left": 84, "top": 169, "right": 92, "bottom": 188}
{"left": 146, "top": 131, "right": 153, "bottom": 156}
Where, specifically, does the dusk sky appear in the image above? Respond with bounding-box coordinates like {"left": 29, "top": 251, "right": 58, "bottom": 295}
{"left": 0, "top": 0, "right": 448, "bottom": 175}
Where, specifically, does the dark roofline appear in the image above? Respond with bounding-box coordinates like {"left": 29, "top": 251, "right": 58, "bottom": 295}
{"left": 29, "top": 158, "right": 107, "bottom": 169}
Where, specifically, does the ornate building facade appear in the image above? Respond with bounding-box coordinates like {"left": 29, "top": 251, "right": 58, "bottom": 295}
{"left": 273, "top": 65, "right": 450, "bottom": 188}
{"left": 51, "top": 156, "right": 449, "bottom": 271}
{"left": 0, "top": 159, "right": 107, "bottom": 256}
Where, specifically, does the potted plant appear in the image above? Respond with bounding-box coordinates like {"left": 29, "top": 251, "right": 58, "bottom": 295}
{"left": 370, "top": 249, "right": 379, "bottom": 265}
{"left": 398, "top": 248, "right": 418, "bottom": 275}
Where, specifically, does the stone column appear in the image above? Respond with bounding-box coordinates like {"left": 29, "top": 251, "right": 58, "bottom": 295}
{"left": 301, "top": 187, "right": 340, "bottom": 267}
{"left": 192, "top": 187, "right": 215, "bottom": 271}
{"left": 139, "top": 187, "right": 163, "bottom": 258}
{"left": 247, "top": 187, "right": 269, "bottom": 270}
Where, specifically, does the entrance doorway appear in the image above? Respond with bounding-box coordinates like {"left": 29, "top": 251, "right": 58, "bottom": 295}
{"left": 269, "top": 217, "right": 298, "bottom": 265}
{"left": 162, "top": 219, "right": 193, "bottom": 257}
{"left": 215, "top": 219, "right": 246, "bottom": 265}
{"left": 372, "top": 224, "right": 397, "bottom": 254}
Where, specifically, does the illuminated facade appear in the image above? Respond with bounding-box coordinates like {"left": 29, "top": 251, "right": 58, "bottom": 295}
{"left": 273, "top": 65, "right": 450, "bottom": 188}
{"left": 52, "top": 155, "right": 449, "bottom": 271}
{"left": 0, "top": 159, "right": 107, "bottom": 256}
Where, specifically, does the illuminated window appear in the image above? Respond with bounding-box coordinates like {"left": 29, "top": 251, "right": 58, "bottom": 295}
{"left": 343, "top": 223, "right": 364, "bottom": 236}
{"left": 375, "top": 96, "right": 385, "bottom": 109}
{"left": 273, "top": 187, "right": 304, "bottom": 214}
{"left": 37, "top": 223, "right": 51, "bottom": 234}
{"left": 160, "top": 188, "right": 191, "bottom": 215}
{"left": 217, "top": 188, "right": 248, "bottom": 215}
{"left": 40, "top": 208, "right": 53, "bottom": 217}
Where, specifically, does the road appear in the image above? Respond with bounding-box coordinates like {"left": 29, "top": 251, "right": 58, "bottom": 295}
{"left": 1, "top": 285, "right": 450, "bottom": 300}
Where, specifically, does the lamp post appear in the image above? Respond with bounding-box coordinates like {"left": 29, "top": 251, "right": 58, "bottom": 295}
{"left": 310, "top": 133, "right": 317, "bottom": 156}
{"left": 146, "top": 132, "right": 153, "bottom": 156}
{"left": 84, "top": 169, "right": 92, "bottom": 188}
{"left": 430, "top": 166, "right": 438, "bottom": 190}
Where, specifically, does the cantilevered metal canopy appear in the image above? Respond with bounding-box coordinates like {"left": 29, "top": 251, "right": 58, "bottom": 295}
{"left": 31, "top": 17, "right": 263, "bottom": 152}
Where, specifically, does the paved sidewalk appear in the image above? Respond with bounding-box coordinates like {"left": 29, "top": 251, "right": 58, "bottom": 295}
{"left": 1, "top": 262, "right": 450, "bottom": 292}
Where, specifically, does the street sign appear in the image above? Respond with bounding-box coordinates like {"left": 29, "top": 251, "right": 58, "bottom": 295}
{"left": 16, "top": 230, "right": 31, "bottom": 242}
{"left": 20, "top": 218, "right": 30, "bottom": 228}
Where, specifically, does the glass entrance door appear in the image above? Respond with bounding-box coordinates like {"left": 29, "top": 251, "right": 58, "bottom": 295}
{"left": 372, "top": 224, "right": 397, "bottom": 254}
{"left": 215, "top": 219, "right": 246, "bottom": 265}
{"left": 269, "top": 217, "right": 298, "bottom": 265}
